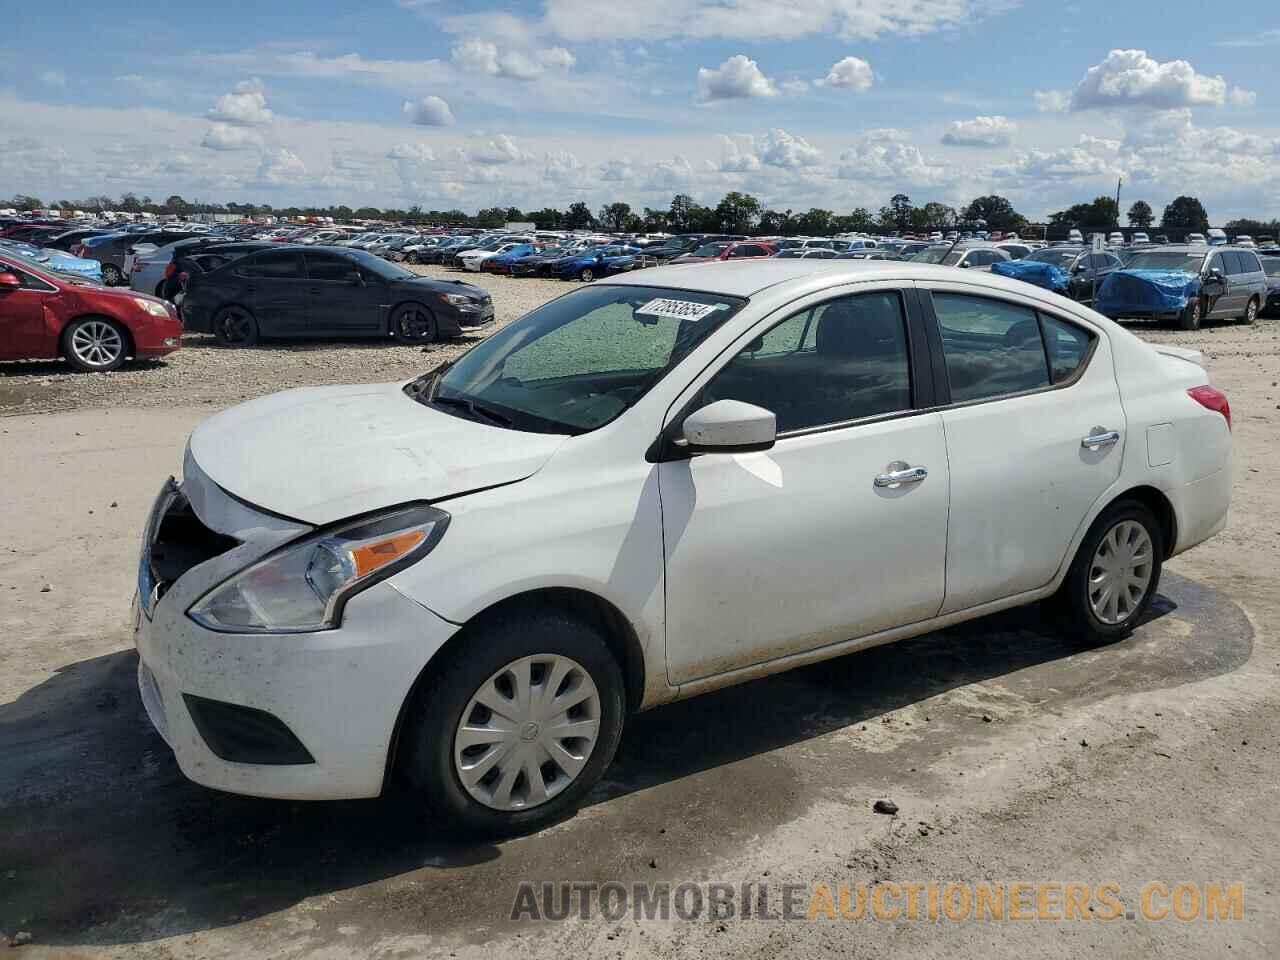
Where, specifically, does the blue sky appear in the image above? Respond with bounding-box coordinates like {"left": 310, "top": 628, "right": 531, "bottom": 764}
{"left": 3, "top": 0, "right": 1277, "bottom": 220}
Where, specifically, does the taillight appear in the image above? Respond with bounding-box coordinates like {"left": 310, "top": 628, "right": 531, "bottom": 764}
{"left": 1188, "top": 385, "right": 1231, "bottom": 431}
{"left": 163, "top": 262, "right": 176, "bottom": 279}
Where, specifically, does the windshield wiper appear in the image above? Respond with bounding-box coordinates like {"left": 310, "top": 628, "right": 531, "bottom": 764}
{"left": 429, "top": 394, "right": 513, "bottom": 427}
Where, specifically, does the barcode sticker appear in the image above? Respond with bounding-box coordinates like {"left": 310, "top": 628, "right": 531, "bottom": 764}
{"left": 635, "top": 298, "right": 722, "bottom": 321}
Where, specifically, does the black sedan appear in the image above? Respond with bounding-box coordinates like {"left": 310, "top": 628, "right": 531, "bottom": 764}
{"left": 180, "top": 246, "right": 494, "bottom": 346}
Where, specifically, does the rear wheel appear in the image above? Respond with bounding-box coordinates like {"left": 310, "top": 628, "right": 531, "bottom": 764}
{"left": 61, "top": 317, "right": 129, "bottom": 372}
{"left": 580, "top": 267, "right": 595, "bottom": 282}
{"left": 1241, "top": 296, "right": 1259, "bottom": 326}
{"left": 391, "top": 302, "right": 438, "bottom": 343}
{"left": 212, "top": 306, "right": 259, "bottom": 347}
{"left": 400, "top": 608, "right": 625, "bottom": 834}
{"left": 101, "top": 264, "right": 123, "bottom": 286}
{"left": 1052, "top": 500, "right": 1164, "bottom": 641}
{"left": 1177, "top": 297, "right": 1202, "bottom": 330}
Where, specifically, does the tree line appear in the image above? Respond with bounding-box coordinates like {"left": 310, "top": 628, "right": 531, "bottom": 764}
{"left": 9, "top": 189, "right": 1253, "bottom": 237}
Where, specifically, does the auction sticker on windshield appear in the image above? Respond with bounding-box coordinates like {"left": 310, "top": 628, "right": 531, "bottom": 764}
{"left": 635, "top": 298, "right": 725, "bottom": 322}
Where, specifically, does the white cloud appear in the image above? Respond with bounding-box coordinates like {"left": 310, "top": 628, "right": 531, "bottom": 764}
{"left": 538, "top": 47, "right": 576, "bottom": 70}
{"left": 451, "top": 38, "right": 576, "bottom": 80}
{"left": 1033, "top": 89, "right": 1070, "bottom": 113}
{"left": 1070, "top": 49, "right": 1228, "bottom": 111}
{"left": 598, "top": 158, "right": 633, "bottom": 181}
{"left": 402, "top": 95, "right": 455, "bottom": 126}
{"left": 541, "top": 0, "right": 1009, "bottom": 43}
{"left": 200, "top": 122, "right": 264, "bottom": 151}
{"left": 255, "top": 147, "right": 308, "bottom": 186}
{"left": 941, "top": 115, "right": 1016, "bottom": 147}
{"left": 757, "top": 128, "right": 822, "bottom": 168}
{"left": 545, "top": 150, "right": 585, "bottom": 184}
{"left": 468, "top": 134, "right": 528, "bottom": 165}
{"left": 642, "top": 154, "right": 696, "bottom": 191}
{"left": 208, "top": 79, "right": 274, "bottom": 126}
{"left": 696, "top": 55, "right": 778, "bottom": 103}
{"left": 819, "top": 56, "right": 873, "bottom": 91}
{"left": 835, "top": 129, "right": 949, "bottom": 185}
{"left": 1228, "top": 86, "right": 1257, "bottom": 107}
{"left": 717, "top": 134, "right": 762, "bottom": 172}
{"left": 387, "top": 142, "right": 436, "bottom": 163}
{"left": 39, "top": 70, "right": 66, "bottom": 89}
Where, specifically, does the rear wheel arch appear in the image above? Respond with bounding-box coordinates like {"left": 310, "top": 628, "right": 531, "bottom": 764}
{"left": 1106, "top": 485, "right": 1177, "bottom": 559}
{"left": 382, "top": 586, "right": 645, "bottom": 793}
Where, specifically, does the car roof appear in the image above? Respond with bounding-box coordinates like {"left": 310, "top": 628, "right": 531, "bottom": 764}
{"left": 604, "top": 258, "right": 1053, "bottom": 299}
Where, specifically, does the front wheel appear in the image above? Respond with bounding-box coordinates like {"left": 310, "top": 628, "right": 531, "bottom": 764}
{"left": 400, "top": 609, "right": 625, "bottom": 834}
{"left": 1177, "top": 297, "right": 1202, "bottom": 330}
{"left": 62, "top": 316, "right": 128, "bottom": 372}
{"left": 391, "top": 303, "right": 438, "bottom": 343}
{"left": 1241, "top": 296, "right": 1259, "bottom": 326}
{"left": 579, "top": 267, "right": 595, "bottom": 282}
{"left": 1052, "top": 500, "right": 1164, "bottom": 641}
{"left": 101, "top": 264, "right": 123, "bottom": 286}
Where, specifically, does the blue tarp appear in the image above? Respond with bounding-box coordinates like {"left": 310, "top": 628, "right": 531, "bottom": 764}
{"left": 990, "top": 259, "right": 1070, "bottom": 293}
{"left": 1094, "top": 269, "right": 1201, "bottom": 317}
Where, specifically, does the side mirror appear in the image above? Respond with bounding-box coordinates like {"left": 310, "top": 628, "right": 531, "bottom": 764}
{"left": 0, "top": 272, "right": 21, "bottom": 291}
{"left": 1207, "top": 268, "right": 1223, "bottom": 282}
{"left": 679, "top": 399, "right": 776, "bottom": 454}
{"left": 958, "top": 260, "right": 971, "bottom": 269}
{"left": 1072, "top": 264, "right": 1086, "bottom": 274}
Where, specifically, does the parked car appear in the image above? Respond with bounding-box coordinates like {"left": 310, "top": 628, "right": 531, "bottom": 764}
{"left": 480, "top": 243, "right": 540, "bottom": 274}
{"left": 129, "top": 238, "right": 216, "bottom": 297}
{"left": 910, "top": 243, "right": 1011, "bottom": 271}
{"left": 1259, "top": 256, "right": 1280, "bottom": 316}
{"left": 1094, "top": 245, "right": 1268, "bottom": 329}
{"left": 773, "top": 248, "right": 837, "bottom": 259}
{"left": 0, "top": 251, "right": 180, "bottom": 371}
{"left": 550, "top": 245, "right": 643, "bottom": 282}
{"left": 509, "top": 246, "right": 572, "bottom": 277}
{"left": 133, "top": 259, "right": 1231, "bottom": 833}
{"left": 1131, "top": 232, "right": 1151, "bottom": 245}
{"left": 460, "top": 242, "right": 525, "bottom": 273}
{"left": 0, "top": 240, "right": 104, "bottom": 283}
{"left": 669, "top": 241, "right": 777, "bottom": 265}
{"left": 1023, "top": 246, "right": 1124, "bottom": 302}
{"left": 996, "top": 242, "right": 1032, "bottom": 260}
{"left": 179, "top": 246, "right": 493, "bottom": 346}
{"left": 75, "top": 230, "right": 204, "bottom": 286}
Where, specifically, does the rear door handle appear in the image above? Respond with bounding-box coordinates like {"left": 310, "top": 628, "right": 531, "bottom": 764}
{"left": 874, "top": 464, "right": 928, "bottom": 487}
{"left": 1081, "top": 430, "right": 1120, "bottom": 449}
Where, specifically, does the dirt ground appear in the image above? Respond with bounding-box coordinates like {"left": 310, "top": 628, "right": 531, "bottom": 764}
{"left": 1, "top": 284, "right": 1279, "bottom": 958}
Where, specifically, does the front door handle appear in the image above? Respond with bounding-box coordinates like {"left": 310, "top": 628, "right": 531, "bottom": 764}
{"left": 874, "top": 464, "right": 928, "bottom": 488}
{"left": 1081, "top": 430, "right": 1120, "bottom": 449}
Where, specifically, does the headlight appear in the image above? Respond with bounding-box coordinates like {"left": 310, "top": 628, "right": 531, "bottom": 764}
{"left": 188, "top": 504, "right": 449, "bottom": 633}
{"left": 132, "top": 297, "right": 171, "bottom": 318}
{"left": 439, "top": 292, "right": 478, "bottom": 308}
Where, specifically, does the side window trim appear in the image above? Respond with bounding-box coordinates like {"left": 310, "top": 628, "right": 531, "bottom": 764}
{"left": 917, "top": 287, "right": 1100, "bottom": 408}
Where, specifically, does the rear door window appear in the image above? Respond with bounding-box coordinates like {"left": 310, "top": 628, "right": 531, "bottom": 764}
{"left": 236, "top": 251, "right": 304, "bottom": 279}
{"left": 931, "top": 293, "right": 1050, "bottom": 402}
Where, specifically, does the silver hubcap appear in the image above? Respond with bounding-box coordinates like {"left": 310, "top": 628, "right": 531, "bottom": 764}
{"left": 71, "top": 321, "right": 123, "bottom": 367}
{"left": 582, "top": 270, "right": 593, "bottom": 281}
{"left": 1246, "top": 301, "right": 1257, "bottom": 322}
{"left": 453, "top": 654, "right": 601, "bottom": 811}
{"left": 1089, "top": 520, "right": 1154, "bottom": 625}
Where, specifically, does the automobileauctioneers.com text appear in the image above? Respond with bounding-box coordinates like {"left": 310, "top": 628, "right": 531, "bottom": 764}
{"left": 511, "top": 880, "right": 1244, "bottom": 924}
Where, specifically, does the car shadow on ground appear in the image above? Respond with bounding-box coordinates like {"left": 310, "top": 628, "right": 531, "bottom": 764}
{"left": 175, "top": 333, "right": 490, "bottom": 352}
{"left": 0, "top": 573, "right": 1251, "bottom": 946}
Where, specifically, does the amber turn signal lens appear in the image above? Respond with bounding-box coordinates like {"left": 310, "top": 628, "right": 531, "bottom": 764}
{"left": 350, "top": 530, "right": 428, "bottom": 577}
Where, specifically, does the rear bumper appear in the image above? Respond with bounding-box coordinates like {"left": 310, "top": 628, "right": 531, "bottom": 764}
{"left": 1169, "top": 466, "right": 1232, "bottom": 557}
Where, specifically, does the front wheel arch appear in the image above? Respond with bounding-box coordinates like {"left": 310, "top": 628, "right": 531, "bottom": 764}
{"left": 59, "top": 314, "right": 134, "bottom": 370}
{"left": 381, "top": 586, "right": 645, "bottom": 795}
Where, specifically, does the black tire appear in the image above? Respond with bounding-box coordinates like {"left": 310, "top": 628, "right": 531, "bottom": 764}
{"left": 61, "top": 316, "right": 129, "bottom": 372}
{"left": 579, "top": 267, "right": 595, "bottom": 282}
{"left": 1051, "top": 499, "right": 1164, "bottom": 642}
{"left": 212, "top": 305, "right": 259, "bottom": 347}
{"left": 1177, "top": 297, "right": 1202, "bottom": 331}
{"left": 400, "top": 607, "right": 625, "bottom": 835}
{"left": 1241, "top": 296, "right": 1259, "bottom": 326}
{"left": 391, "top": 302, "right": 439, "bottom": 344}
{"left": 101, "top": 264, "right": 123, "bottom": 286}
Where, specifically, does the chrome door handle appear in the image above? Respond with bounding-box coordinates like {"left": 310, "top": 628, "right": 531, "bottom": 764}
{"left": 874, "top": 465, "right": 928, "bottom": 487}
{"left": 1081, "top": 430, "right": 1120, "bottom": 449}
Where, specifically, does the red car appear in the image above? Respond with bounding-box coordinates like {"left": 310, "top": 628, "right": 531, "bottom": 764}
{"left": 0, "top": 252, "right": 182, "bottom": 371}
{"left": 669, "top": 240, "right": 777, "bottom": 264}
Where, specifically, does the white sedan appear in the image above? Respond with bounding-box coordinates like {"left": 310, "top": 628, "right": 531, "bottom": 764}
{"left": 459, "top": 242, "right": 521, "bottom": 272}
{"left": 134, "top": 261, "right": 1231, "bottom": 832}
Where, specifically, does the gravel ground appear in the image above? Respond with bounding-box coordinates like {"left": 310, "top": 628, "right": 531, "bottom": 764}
{"left": 0, "top": 265, "right": 569, "bottom": 416}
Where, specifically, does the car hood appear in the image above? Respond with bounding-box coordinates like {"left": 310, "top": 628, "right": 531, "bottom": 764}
{"left": 389, "top": 275, "right": 489, "bottom": 299}
{"left": 188, "top": 382, "right": 568, "bottom": 525}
